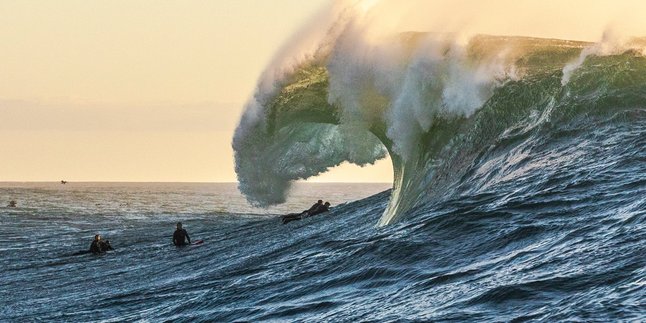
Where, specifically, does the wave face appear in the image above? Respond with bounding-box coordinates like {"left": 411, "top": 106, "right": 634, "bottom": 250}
{"left": 233, "top": 24, "right": 646, "bottom": 226}
{"left": 2, "top": 177, "right": 643, "bottom": 321}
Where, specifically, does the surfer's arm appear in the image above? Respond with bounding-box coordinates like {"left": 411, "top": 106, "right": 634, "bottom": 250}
{"left": 186, "top": 231, "right": 191, "bottom": 244}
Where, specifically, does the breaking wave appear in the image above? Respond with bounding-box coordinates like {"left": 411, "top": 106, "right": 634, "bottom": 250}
{"left": 233, "top": 2, "right": 646, "bottom": 226}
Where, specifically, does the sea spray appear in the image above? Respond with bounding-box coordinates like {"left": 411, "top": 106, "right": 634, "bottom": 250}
{"left": 233, "top": 1, "right": 646, "bottom": 225}
{"left": 563, "top": 29, "right": 646, "bottom": 85}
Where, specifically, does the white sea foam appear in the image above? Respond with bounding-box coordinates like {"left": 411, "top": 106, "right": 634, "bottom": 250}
{"left": 233, "top": 0, "right": 646, "bottom": 216}
{"left": 562, "top": 29, "right": 646, "bottom": 85}
{"left": 233, "top": 1, "right": 519, "bottom": 207}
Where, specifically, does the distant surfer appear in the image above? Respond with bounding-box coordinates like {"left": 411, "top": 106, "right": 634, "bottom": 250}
{"left": 173, "top": 222, "right": 191, "bottom": 246}
{"left": 7, "top": 200, "right": 17, "bottom": 207}
{"left": 281, "top": 201, "right": 331, "bottom": 224}
{"left": 281, "top": 200, "right": 322, "bottom": 224}
{"left": 89, "top": 234, "right": 114, "bottom": 254}
{"left": 312, "top": 202, "right": 331, "bottom": 216}
{"left": 61, "top": 180, "right": 67, "bottom": 184}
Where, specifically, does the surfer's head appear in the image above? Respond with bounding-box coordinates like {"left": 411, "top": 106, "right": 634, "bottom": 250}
{"left": 94, "top": 234, "right": 101, "bottom": 241}
{"left": 176, "top": 222, "right": 183, "bottom": 230}
{"left": 318, "top": 200, "right": 323, "bottom": 204}
{"left": 324, "top": 202, "right": 330, "bottom": 206}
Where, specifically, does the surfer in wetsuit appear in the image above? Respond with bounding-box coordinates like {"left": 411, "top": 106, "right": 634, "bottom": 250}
{"left": 309, "top": 202, "right": 331, "bottom": 216}
{"left": 281, "top": 200, "right": 323, "bottom": 224}
{"left": 302, "top": 200, "right": 325, "bottom": 217}
{"left": 282, "top": 200, "right": 331, "bottom": 224}
{"left": 89, "top": 234, "right": 114, "bottom": 254}
{"left": 7, "top": 200, "right": 17, "bottom": 207}
{"left": 173, "top": 222, "right": 191, "bottom": 246}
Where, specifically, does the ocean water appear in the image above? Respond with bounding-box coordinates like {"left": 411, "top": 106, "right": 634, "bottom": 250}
{"left": 0, "top": 182, "right": 390, "bottom": 321}
{"left": 2, "top": 172, "right": 644, "bottom": 321}
{"left": 225, "top": 25, "right": 646, "bottom": 321}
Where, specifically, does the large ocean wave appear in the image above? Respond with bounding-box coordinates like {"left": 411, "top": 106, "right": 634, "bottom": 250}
{"left": 3, "top": 2, "right": 645, "bottom": 321}
{"left": 233, "top": 2, "right": 646, "bottom": 226}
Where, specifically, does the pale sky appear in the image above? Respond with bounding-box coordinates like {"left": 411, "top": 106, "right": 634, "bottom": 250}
{"left": 2, "top": 0, "right": 644, "bottom": 182}
{"left": 0, "top": 0, "right": 393, "bottom": 182}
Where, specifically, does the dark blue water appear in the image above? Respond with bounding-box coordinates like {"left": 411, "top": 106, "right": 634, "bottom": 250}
{"left": 1, "top": 113, "right": 644, "bottom": 321}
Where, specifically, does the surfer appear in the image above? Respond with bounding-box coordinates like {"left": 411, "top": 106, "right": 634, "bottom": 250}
{"left": 7, "top": 200, "right": 17, "bottom": 207}
{"left": 281, "top": 200, "right": 322, "bottom": 224}
{"left": 305, "top": 200, "right": 324, "bottom": 215}
{"left": 281, "top": 201, "right": 331, "bottom": 224}
{"left": 89, "top": 234, "right": 114, "bottom": 254}
{"left": 310, "top": 202, "right": 331, "bottom": 216}
{"left": 173, "top": 222, "right": 191, "bottom": 246}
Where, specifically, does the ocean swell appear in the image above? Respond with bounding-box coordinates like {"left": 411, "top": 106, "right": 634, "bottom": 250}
{"left": 233, "top": 4, "right": 646, "bottom": 225}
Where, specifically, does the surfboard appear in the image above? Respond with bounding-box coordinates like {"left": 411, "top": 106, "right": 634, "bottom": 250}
{"left": 192, "top": 240, "right": 204, "bottom": 245}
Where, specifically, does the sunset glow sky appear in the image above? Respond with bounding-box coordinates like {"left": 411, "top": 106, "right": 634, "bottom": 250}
{"left": 0, "top": 0, "right": 347, "bottom": 182}
{"left": 2, "top": 0, "right": 645, "bottom": 182}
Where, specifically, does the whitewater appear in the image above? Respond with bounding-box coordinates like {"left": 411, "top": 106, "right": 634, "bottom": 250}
{"left": 3, "top": 0, "right": 646, "bottom": 321}
{"left": 232, "top": 1, "right": 646, "bottom": 228}
{"left": 228, "top": 0, "right": 645, "bottom": 320}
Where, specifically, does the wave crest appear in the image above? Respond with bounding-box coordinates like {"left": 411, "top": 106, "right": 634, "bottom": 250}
{"left": 233, "top": 2, "right": 646, "bottom": 225}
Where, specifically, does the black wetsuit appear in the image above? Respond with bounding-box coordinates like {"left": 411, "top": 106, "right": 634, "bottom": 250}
{"left": 309, "top": 204, "right": 329, "bottom": 216}
{"left": 282, "top": 203, "right": 329, "bottom": 224}
{"left": 306, "top": 203, "right": 321, "bottom": 214}
{"left": 173, "top": 229, "right": 191, "bottom": 246}
{"left": 89, "top": 241, "right": 101, "bottom": 253}
{"left": 281, "top": 203, "right": 318, "bottom": 224}
{"left": 89, "top": 240, "right": 113, "bottom": 254}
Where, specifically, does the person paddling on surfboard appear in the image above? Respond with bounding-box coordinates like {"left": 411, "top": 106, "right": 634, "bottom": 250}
{"left": 89, "top": 234, "right": 114, "bottom": 254}
{"left": 173, "top": 222, "right": 191, "bottom": 246}
{"left": 282, "top": 200, "right": 331, "bottom": 224}
{"left": 310, "top": 202, "right": 331, "bottom": 216}
{"left": 281, "top": 200, "right": 323, "bottom": 224}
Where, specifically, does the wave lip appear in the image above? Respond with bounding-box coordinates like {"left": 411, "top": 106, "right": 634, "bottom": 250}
{"left": 233, "top": 6, "right": 646, "bottom": 225}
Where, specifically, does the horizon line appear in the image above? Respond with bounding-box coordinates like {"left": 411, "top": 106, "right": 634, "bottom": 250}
{"left": 0, "top": 181, "right": 392, "bottom": 184}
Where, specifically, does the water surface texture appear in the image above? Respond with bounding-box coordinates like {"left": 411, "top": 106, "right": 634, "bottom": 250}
{"left": 1, "top": 175, "right": 644, "bottom": 321}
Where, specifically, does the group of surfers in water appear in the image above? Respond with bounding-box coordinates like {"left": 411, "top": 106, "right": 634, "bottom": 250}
{"left": 86, "top": 201, "right": 331, "bottom": 254}
{"left": 88, "top": 222, "right": 192, "bottom": 254}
